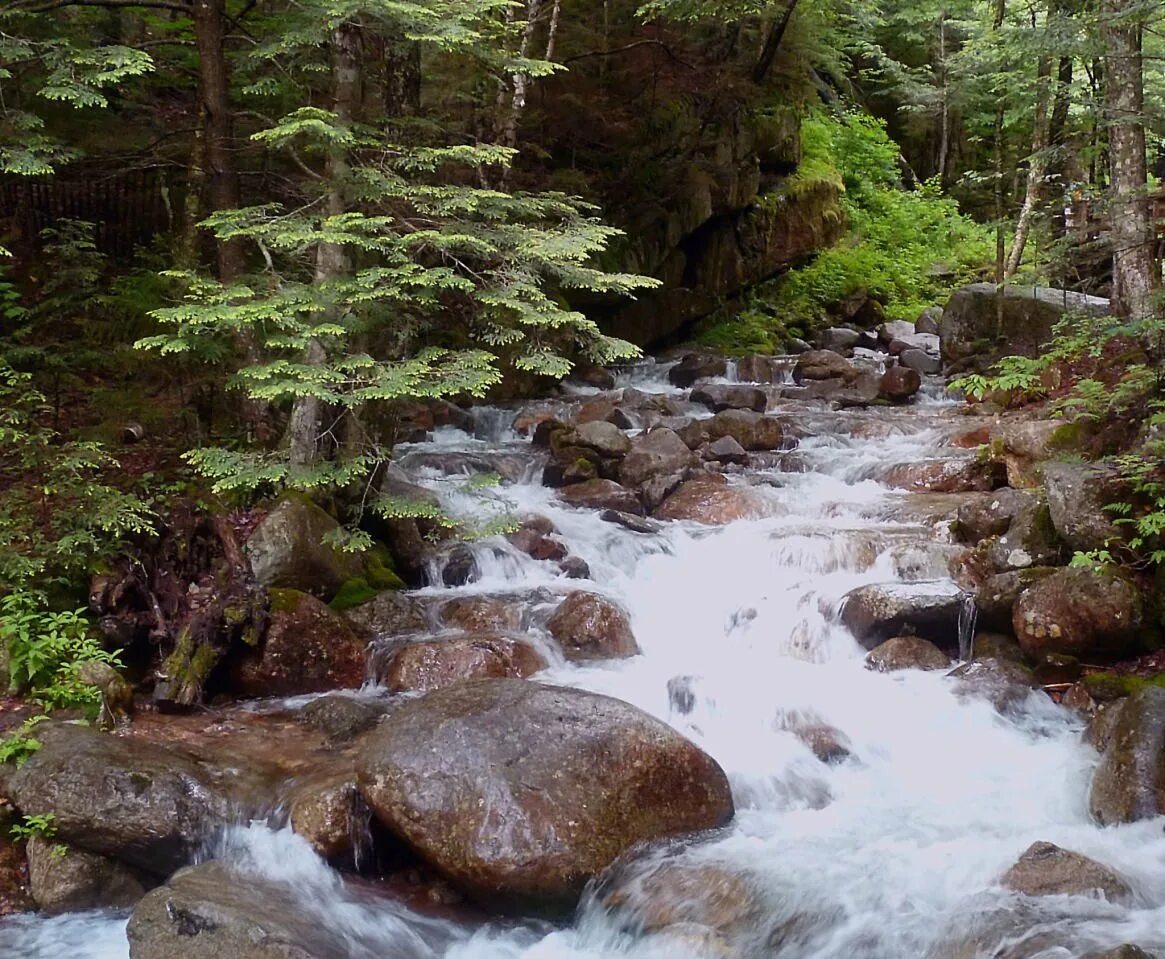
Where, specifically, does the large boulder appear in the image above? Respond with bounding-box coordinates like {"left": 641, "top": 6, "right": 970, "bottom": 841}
{"left": 865, "top": 637, "right": 951, "bottom": 673}
{"left": 381, "top": 634, "right": 548, "bottom": 692}
{"left": 8, "top": 724, "right": 238, "bottom": 876}
{"left": 840, "top": 582, "right": 968, "bottom": 651}
{"left": 354, "top": 680, "right": 734, "bottom": 913}
{"left": 1090, "top": 686, "right": 1165, "bottom": 825}
{"left": 956, "top": 489, "right": 1037, "bottom": 545}
{"left": 878, "top": 367, "right": 921, "bottom": 403}
{"left": 941, "top": 284, "right": 1109, "bottom": 366}
{"left": 286, "top": 766, "right": 368, "bottom": 865}
{"left": 1043, "top": 462, "right": 1123, "bottom": 553}
{"left": 975, "top": 568, "right": 1058, "bottom": 632}
{"left": 620, "top": 429, "right": 695, "bottom": 489}
{"left": 1012, "top": 567, "right": 1147, "bottom": 660}
{"left": 564, "top": 421, "right": 632, "bottom": 459}
{"left": 1001, "top": 841, "right": 1131, "bottom": 903}
{"left": 440, "top": 596, "right": 523, "bottom": 633}
{"left": 881, "top": 459, "right": 1006, "bottom": 494}
{"left": 680, "top": 409, "right": 788, "bottom": 452}
{"left": 244, "top": 494, "right": 362, "bottom": 601}
{"left": 983, "top": 493, "right": 1063, "bottom": 571}
{"left": 669, "top": 354, "right": 727, "bottom": 389}
{"left": 793, "top": 350, "right": 859, "bottom": 384}
{"left": 654, "top": 474, "right": 766, "bottom": 525}
{"left": 547, "top": 592, "right": 639, "bottom": 662}
{"left": 558, "top": 479, "right": 645, "bottom": 515}
{"left": 27, "top": 836, "right": 148, "bottom": 915}
{"left": 230, "top": 589, "right": 368, "bottom": 697}
{"left": 127, "top": 861, "right": 353, "bottom": 959}
{"left": 342, "top": 590, "right": 427, "bottom": 639}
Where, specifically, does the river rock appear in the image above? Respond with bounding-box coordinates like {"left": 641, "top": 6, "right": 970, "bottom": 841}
{"left": 244, "top": 494, "right": 362, "bottom": 602}
{"left": 681, "top": 410, "right": 788, "bottom": 452}
{"left": 8, "top": 723, "right": 235, "bottom": 876}
{"left": 1090, "top": 686, "right": 1165, "bottom": 825}
{"left": 374, "top": 469, "right": 451, "bottom": 583}
{"left": 382, "top": 634, "right": 548, "bottom": 692}
{"left": 127, "top": 861, "right": 352, "bottom": 959}
{"left": 956, "top": 489, "right": 1036, "bottom": 544}
{"left": 1043, "top": 462, "right": 1123, "bottom": 553}
{"left": 440, "top": 596, "right": 523, "bottom": 633}
{"left": 881, "top": 459, "right": 1006, "bottom": 494}
{"left": 547, "top": 592, "right": 639, "bottom": 661}
{"left": 300, "top": 695, "right": 389, "bottom": 744}
{"left": 690, "top": 384, "right": 768, "bottom": 413}
{"left": 1081, "top": 947, "right": 1156, "bottom": 959}
{"left": 878, "top": 366, "right": 921, "bottom": 402}
{"left": 899, "top": 348, "right": 941, "bottom": 375}
{"left": 343, "top": 590, "right": 428, "bottom": 638}
{"left": 916, "top": 307, "right": 942, "bottom": 335}
{"left": 230, "top": 589, "right": 367, "bottom": 697}
{"left": 1001, "top": 841, "right": 1131, "bottom": 903}
{"left": 975, "top": 568, "right": 1058, "bottom": 632}
{"left": 878, "top": 320, "right": 916, "bottom": 344}
{"left": 654, "top": 474, "right": 766, "bottom": 525}
{"left": 817, "top": 328, "right": 860, "bottom": 354}
{"left": 27, "top": 836, "right": 148, "bottom": 915}
{"left": 508, "top": 519, "right": 568, "bottom": 562}
{"left": 887, "top": 332, "right": 940, "bottom": 357}
{"left": 840, "top": 582, "right": 967, "bottom": 650}
{"left": 949, "top": 658, "right": 1037, "bottom": 714}
{"left": 1013, "top": 567, "right": 1147, "bottom": 660}
{"left": 940, "top": 284, "right": 1109, "bottom": 366}
{"left": 791, "top": 724, "right": 853, "bottom": 764}
{"left": 669, "top": 354, "right": 728, "bottom": 388}
{"left": 992, "top": 419, "right": 1071, "bottom": 488}
{"left": 984, "top": 494, "right": 1063, "bottom": 571}
{"left": 558, "top": 479, "right": 645, "bottom": 515}
{"left": 287, "top": 767, "right": 368, "bottom": 865}
{"left": 865, "top": 636, "right": 951, "bottom": 672}
{"left": 354, "top": 680, "right": 734, "bottom": 913}
{"left": 736, "top": 355, "right": 790, "bottom": 384}
{"left": 620, "top": 429, "right": 695, "bottom": 489}
{"left": 567, "top": 420, "right": 632, "bottom": 458}
{"left": 601, "top": 860, "right": 761, "bottom": 935}
{"left": 793, "top": 350, "right": 859, "bottom": 384}
{"left": 703, "top": 435, "right": 749, "bottom": 465}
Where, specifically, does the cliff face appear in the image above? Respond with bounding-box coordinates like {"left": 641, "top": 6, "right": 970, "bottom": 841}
{"left": 516, "top": 7, "right": 845, "bottom": 349}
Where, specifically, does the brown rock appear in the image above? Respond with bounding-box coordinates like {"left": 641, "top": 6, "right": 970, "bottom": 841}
{"left": 343, "top": 591, "right": 428, "bottom": 639}
{"left": 882, "top": 459, "right": 1006, "bottom": 493}
{"left": 1090, "top": 686, "right": 1165, "bottom": 825}
{"left": 878, "top": 366, "right": 921, "bottom": 402}
{"left": 1001, "top": 841, "right": 1131, "bottom": 903}
{"left": 654, "top": 474, "right": 765, "bottom": 526}
{"left": 355, "top": 680, "right": 735, "bottom": 913}
{"left": 441, "top": 596, "right": 523, "bottom": 633}
{"left": 602, "top": 861, "right": 760, "bottom": 934}
{"left": 865, "top": 637, "right": 951, "bottom": 672}
{"left": 547, "top": 592, "right": 639, "bottom": 662}
{"left": 620, "top": 429, "right": 695, "bottom": 488}
{"left": 840, "top": 582, "right": 967, "bottom": 650}
{"left": 27, "top": 836, "right": 147, "bottom": 915}
{"left": 558, "top": 479, "right": 645, "bottom": 515}
{"left": 793, "top": 350, "right": 859, "bottom": 384}
{"left": 232, "top": 589, "right": 367, "bottom": 697}
{"left": 287, "top": 767, "right": 369, "bottom": 865}
{"left": 382, "top": 634, "right": 548, "bottom": 693}
{"left": 669, "top": 354, "right": 728, "bottom": 388}
{"left": 1013, "top": 567, "right": 1147, "bottom": 660}
{"left": 690, "top": 385, "right": 768, "bottom": 413}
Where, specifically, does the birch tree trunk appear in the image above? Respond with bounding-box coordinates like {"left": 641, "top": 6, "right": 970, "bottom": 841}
{"left": 1006, "top": 53, "right": 1053, "bottom": 277}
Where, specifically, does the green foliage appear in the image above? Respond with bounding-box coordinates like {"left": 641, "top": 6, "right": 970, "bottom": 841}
{"left": 9, "top": 812, "right": 57, "bottom": 844}
{"left": 0, "top": 716, "right": 48, "bottom": 766}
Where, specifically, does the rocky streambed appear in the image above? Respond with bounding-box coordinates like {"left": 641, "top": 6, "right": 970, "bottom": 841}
{"left": 2, "top": 317, "right": 1164, "bottom": 959}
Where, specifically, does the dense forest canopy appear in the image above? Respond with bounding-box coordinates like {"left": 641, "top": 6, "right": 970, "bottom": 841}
{"left": 0, "top": 0, "right": 1162, "bottom": 709}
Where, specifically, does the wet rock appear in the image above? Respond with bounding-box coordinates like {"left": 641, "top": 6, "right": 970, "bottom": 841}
{"left": 231, "top": 589, "right": 367, "bottom": 697}
{"left": 704, "top": 435, "right": 749, "bottom": 465}
{"left": 374, "top": 469, "right": 451, "bottom": 583}
{"left": 940, "top": 284, "right": 1108, "bottom": 366}
{"left": 547, "top": 592, "right": 639, "bottom": 662}
{"left": 573, "top": 394, "right": 622, "bottom": 426}
{"left": 1090, "top": 686, "right": 1165, "bottom": 825}
{"left": 356, "top": 681, "right": 735, "bottom": 914}
{"left": 949, "top": 658, "right": 1037, "bottom": 713}
{"left": 382, "top": 634, "right": 548, "bottom": 692}
{"left": 882, "top": 459, "right": 1006, "bottom": 494}
{"left": 975, "top": 568, "right": 1058, "bottom": 632}
{"left": 567, "top": 421, "right": 632, "bottom": 458}
{"left": 956, "top": 489, "right": 1036, "bottom": 544}
{"left": 287, "top": 767, "right": 368, "bottom": 865}
{"left": 992, "top": 419, "right": 1072, "bottom": 489}
{"left": 899, "top": 348, "right": 942, "bottom": 375}
{"left": 558, "top": 479, "right": 645, "bottom": 515}
{"left": 1001, "top": 841, "right": 1131, "bottom": 903}
{"left": 681, "top": 410, "right": 788, "bottom": 453}
{"left": 440, "top": 596, "right": 523, "bottom": 633}
{"left": 654, "top": 474, "right": 766, "bottom": 526}
{"left": 300, "top": 695, "right": 388, "bottom": 744}
{"left": 343, "top": 591, "right": 428, "bottom": 639}
{"left": 878, "top": 320, "right": 916, "bottom": 345}
{"left": 441, "top": 545, "right": 479, "bottom": 587}
{"left": 8, "top": 723, "right": 236, "bottom": 876}
{"left": 620, "top": 429, "right": 695, "bottom": 489}
{"left": 512, "top": 404, "right": 563, "bottom": 437}
{"left": 669, "top": 354, "right": 728, "bottom": 388}
{"left": 127, "top": 861, "right": 353, "bottom": 959}
{"left": 916, "top": 307, "right": 942, "bottom": 335}
{"left": 735, "top": 355, "right": 790, "bottom": 384}
{"left": 984, "top": 494, "right": 1063, "bottom": 571}
{"left": 878, "top": 366, "right": 921, "bottom": 402}
{"left": 1081, "top": 948, "right": 1156, "bottom": 959}
{"left": 972, "top": 631, "right": 1027, "bottom": 663}
{"left": 573, "top": 366, "right": 617, "bottom": 390}
{"left": 840, "top": 582, "right": 967, "bottom": 650}
{"left": 793, "top": 350, "right": 859, "bottom": 384}
{"left": 1013, "top": 567, "right": 1147, "bottom": 660}
{"left": 865, "top": 636, "right": 951, "bottom": 672}
{"left": 601, "top": 860, "right": 761, "bottom": 935}
{"left": 817, "top": 328, "right": 860, "bottom": 354}
{"left": 690, "top": 384, "right": 768, "bottom": 413}
{"left": 27, "top": 836, "right": 148, "bottom": 915}
{"left": 601, "top": 510, "right": 661, "bottom": 535}
{"left": 244, "top": 494, "right": 362, "bottom": 602}
{"left": 789, "top": 724, "right": 853, "bottom": 764}
{"left": 1043, "top": 462, "right": 1122, "bottom": 553}
{"left": 558, "top": 556, "right": 592, "bottom": 579}
{"left": 887, "top": 332, "right": 940, "bottom": 356}
{"left": 507, "top": 520, "right": 568, "bottom": 562}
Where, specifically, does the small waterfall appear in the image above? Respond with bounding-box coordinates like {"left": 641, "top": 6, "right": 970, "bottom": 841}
{"left": 957, "top": 589, "right": 979, "bottom": 662}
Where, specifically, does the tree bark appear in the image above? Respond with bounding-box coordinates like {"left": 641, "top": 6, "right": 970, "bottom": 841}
{"left": 1006, "top": 52, "right": 1053, "bottom": 277}
{"left": 752, "top": 0, "right": 800, "bottom": 85}
{"left": 285, "top": 22, "right": 361, "bottom": 468}
{"left": 1101, "top": 0, "right": 1158, "bottom": 319}
{"left": 993, "top": 0, "right": 1007, "bottom": 336}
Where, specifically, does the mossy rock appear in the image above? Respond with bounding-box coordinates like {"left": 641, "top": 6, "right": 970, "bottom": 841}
{"left": 1082, "top": 672, "right": 1165, "bottom": 704}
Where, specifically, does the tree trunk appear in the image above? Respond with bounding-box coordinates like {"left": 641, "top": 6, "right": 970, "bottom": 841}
{"left": 1101, "top": 0, "right": 1158, "bottom": 319}
{"left": 500, "top": 0, "right": 544, "bottom": 164}
{"left": 286, "top": 22, "right": 361, "bottom": 468}
{"left": 752, "top": 0, "right": 800, "bottom": 85}
{"left": 993, "top": 0, "right": 1007, "bottom": 336}
{"left": 1006, "top": 53, "right": 1053, "bottom": 277}
{"left": 937, "top": 13, "right": 950, "bottom": 186}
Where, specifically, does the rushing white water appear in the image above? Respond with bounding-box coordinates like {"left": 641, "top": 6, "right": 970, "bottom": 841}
{"left": 5, "top": 363, "right": 1165, "bottom": 959}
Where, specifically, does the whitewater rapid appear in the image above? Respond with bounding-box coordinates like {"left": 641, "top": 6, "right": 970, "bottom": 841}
{"left": 4, "top": 361, "right": 1164, "bottom": 959}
